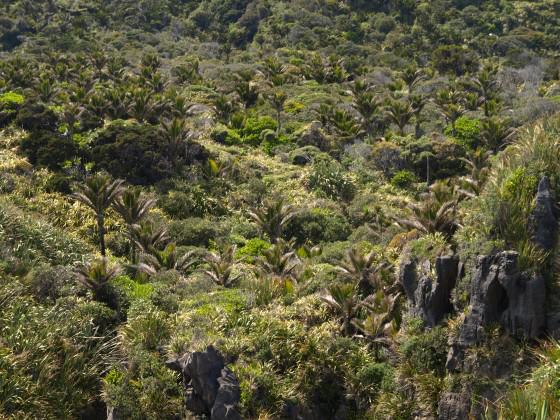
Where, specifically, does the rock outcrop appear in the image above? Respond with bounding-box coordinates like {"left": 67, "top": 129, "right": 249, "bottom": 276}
{"left": 167, "top": 346, "right": 241, "bottom": 420}
{"left": 529, "top": 176, "right": 557, "bottom": 251}
{"left": 399, "top": 255, "right": 460, "bottom": 328}
{"left": 446, "top": 252, "right": 546, "bottom": 372}
{"left": 437, "top": 392, "right": 471, "bottom": 420}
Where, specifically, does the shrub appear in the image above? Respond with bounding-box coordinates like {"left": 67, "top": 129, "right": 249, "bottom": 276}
{"left": 211, "top": 123, "right": 242, "bottom": 145}
{"left": 445, "top": 116, "right": 482, "bottom": 149}
{"left": 284, "top": 207, "right": 352, "bottom": 245}
{"left": 15, "top": 101, "right": 58, "bottom": 131}
{"left": 90, "top": 121, "right": 174, "bottom": 185}
{"left": 240, "top": 116, "right": 277, "bottom": 146}
{"left": 19, "top": 130, "right": 77, "bottom": 170}
{"left": 159, "top": 185, "right": 228, "bottom": 218}
{"left": 371, "top": 141, "right": 405, "bottom": 177}
{"left": 308, "top": 158, "right": 356, "bottom": 201}
{"left": 0, "top": 91, "right": 24, "bottom": 127}
{"left": 26, "top": 265, "right": 78, "bottom": 303}
{"left": 402, "top": 136, "right": 466, "bottom": 181}
{"left": 400, "top": 324, "right": 448, "bottom": 376}
{"left": 236, "top": 238, "right": 271, "bottom": 262}
{"left": 168, "top": 217, "right": 225, "bottom": 247}
{"left": 432, "top": 44, "right": 479, "bottom": 76}
{"left": 391, "top": 170, "right": 417, "bottom": 189}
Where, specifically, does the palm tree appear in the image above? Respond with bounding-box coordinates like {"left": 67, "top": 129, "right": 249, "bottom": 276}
{"left": 262, "top": 56, "right": 287, "bottom": 86}
{"left": 72, "top": 174, "right": 124, "bottom": 256}
{"left": 75, "top": 257, "right": 120, "bottom": 307}
{"left": 234, "top": 72, "right": 259, "bottom": 109}
{"left": 267, "top": 89, "right": 287, "bottom": 134}
{"left": 386, "top": 99, "right": 414, "bottom": 136}
{"left": 113, "top": 189, "right": 156, "bottom": 262}
{"left": 129, "top": 88, "right": 155, "bottom": 122}
{"left": 471, "top": 63, "right": 500, "bottom": 117}
{"left": 202, "top": 245, "right": 241, "bottom": 288}
{"left": 352, "top": 292, "right": 401, "bottom": 357}
{"left": 160, "top": 118, "right": 192, "bottom": 167}
{"left": 400, "top": 65, "right": 426, "bottom": 94}
{"left": 337, "top": 248, "right": 390, "bottom": 296}
{"left": 434, "top": 86, "right": 466, "bottom": 135}
{"left": 457, "top": 149, "right": 491, "bottom": 198}
{"left": 351, "top": 81, "right": 383, "bottom": 136}
{"left": 395, "top": 181, "right": 459, "bottom": 238}
{"left": 249, "top": 199, "right": 297, "bottom": 243}
{"left": 331, "top": 108, "right": 362, "bottom": 140}
{"left": 212, "top": 94, "right": 238, "bottom": 124}
{"left": 481, "top": 117, "right": 515, "bottom": 153}
{"left": 129, "top": 221, "right": 169, "bottom": 256}
{"left": 138, "top": 243, "right": 197, "bottom": 275}
{"left": 256, "top": 239, "right": 300, "bottom": 280}
{"left": 410, "top": 94, "right": 427, "bottom": 139}
{"left": 321, "top": 283, "right": 360, "bottom": 336}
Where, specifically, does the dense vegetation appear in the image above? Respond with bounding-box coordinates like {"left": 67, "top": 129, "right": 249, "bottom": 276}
{"left": 1, "top": 0, "right": 560, "bottom": 418}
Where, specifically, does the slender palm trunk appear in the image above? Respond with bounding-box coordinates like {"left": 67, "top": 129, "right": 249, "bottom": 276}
{"left": 97, "top": 213, "right": 106, "bottom": 256}
{"left": 276, "top": 110, "right": 281, "bottom": 135}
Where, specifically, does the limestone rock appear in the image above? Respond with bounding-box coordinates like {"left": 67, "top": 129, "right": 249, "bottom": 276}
{"left": 447, "top": 252, "right": 546, "bottom": 372}
{"left": 167, "top": 346, "right": 241, "bottom": 419}
{"left": 437, "top": 392, "right": 471, "bottom": 420}
{"left": 400, "top": 255, "right": 460, "bottom": 328}
{"left": 529, "top": 176, "right": 558, "bottom": 251}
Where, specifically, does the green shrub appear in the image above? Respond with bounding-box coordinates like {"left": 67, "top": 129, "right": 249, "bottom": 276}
{"left": 391, "top": 170, "right": 417, "bottom": 189}
{"left": 241, "top": 116, "right": 277, "bottom": 146}
{"left": 211, "top": 123, "right": 242, "bottom": 145}
{"left": 90, "top": 121, "right": 174, "bottom": 185}
{"left": 0, "top": 91, "right": 24, "bottom": 127}
{"left": 0, "top": 91, "right": 24, "bottom": 107}
{"left": 308, "top": 159, "right": 356, "bottom": 201}
{"left": 284, "top": 208, "right": 352, "bottom": 245}
{"left": 159, "top": 185, "right": 228, "bottom": 218}
{"left": 357, "top": 362, "right": 394, "bottom": 394}
{"left": 236, "top": 238, "right": 271, "bottom": 262}
{"left": 19, "top": 130, "right": 77, "bottom": 170}
{"left": 15, "top": 101, "right": 58, "bottom": 131}
{"left": 445, "top": 116, "right": 481, "bottom": 149}
{"left": 400, "top": 324, "right": 448, "bottom": 376}
{"left": 168, "top": 217, "right": 226, "bottom": 247}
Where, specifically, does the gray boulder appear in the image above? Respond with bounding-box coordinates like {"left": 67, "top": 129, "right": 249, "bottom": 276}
{"left": 400, "top": 255, "right": 460, "bottom": 328}
{"left": 167, "top": 346, "right": 241, "bottom": 420}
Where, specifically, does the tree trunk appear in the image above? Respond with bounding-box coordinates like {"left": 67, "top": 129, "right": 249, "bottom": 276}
{"left": 97, "top": 213, "right": 106, "bottom": 256}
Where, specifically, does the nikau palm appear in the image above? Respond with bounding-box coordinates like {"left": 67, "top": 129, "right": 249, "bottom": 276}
{"left": 203, "top": 245, "right": 241, "bottom": 288}
{"left": 321, "top": 283, "right": 361, "bottom": 336}
{"left": 113, "top": 189, "right": 156, "bottom": 262}
{"left": 337, "top": 248, "right": 390, "bottom": 296}
{"left": 249, "top": 199, "right": 297, "bottom": 244}
{"left": 138, "top": 243, "right": 196, "bottom": 275}
{"left": 395, "top": 181, "right": 459, "bottom": 238}
{"left": 72, "top": 174, "right": 124, "bottom": 256}
{"left": 75, "top": 257, "right": 120, "bottom": 307}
